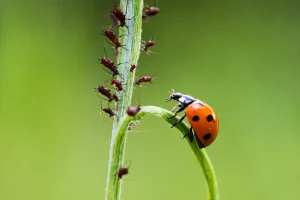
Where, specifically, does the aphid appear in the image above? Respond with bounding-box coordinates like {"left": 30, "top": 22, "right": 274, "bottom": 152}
{"left": 101, "top": 29, "right": 122, "bottom": 48}
{"left": 135, "top": 75, "right": 157, "bottom": 85}
{"left": 110, "top": 5, "right": 127, "bottom": 27}
{"left": 100, "top": 101, "right": 116, "bottom": 118}
{"left": 166, "top": 90, "right": 219, "bottom": 148}
{"left": 143, "top": 6, "right": 160, "bottom": 18}
{"left": 99, "top": 49, "right": 122, "bottom": 77}
{"left": 95, "top": 85, "right": 118, "bottom": 102}
{"left": 143, "top": 40, "right": 155, "bottom": 52}
{"left": 118, "top": 167, "right": 128, "bottom": 179}
{"left": 142, "top": 0, "right": 160, "bottom": 19}
{"left": 99, "top": 51, "right": 114, "bottom": 68}
{"left": 95, "top": 85, "right": 112, "bottom": 99}
{"left": 110, "top": 0, "right": 134, "bottom": 34}
{"left": 126, "top": 105, "right": 141, "bottom": 116}
{"left": 118, "top": 161, "right": 131, "bottom": 179}
{"left": 130, "top": 64, "right": 136, "bottom": 72}
{"left": 110, "top": 0, "right": 133, "bottom": 29}
{"left": 111, "top": 79, "right": 124, "bottom": 92}
{"left": 101, "top": 29, "right": 127, "bottom": 54}
{"left": 142, "top": 33, "right": 156, "bottom": 54}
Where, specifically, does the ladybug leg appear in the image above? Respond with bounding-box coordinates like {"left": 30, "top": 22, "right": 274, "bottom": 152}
{"left": 170, "top": 113, "right": 186, "bottom": 128}
{"left": 171, "top": 103, "right": 181, "bottom": 112}
{"left": 195, "top": 135, "right": 205, "bottom": 149}
{"left": 182, "top": 127, "right": 194, "bottom": 143}
{"left": 188, "top": 128, "right": 194, "bottom": 142}
{"left": 168, "top": 104, "right": 186, "bottom": 119}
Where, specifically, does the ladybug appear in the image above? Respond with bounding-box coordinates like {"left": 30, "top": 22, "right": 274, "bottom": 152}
{"left": 166, "top": 91, "right": 219, "bottom": 148}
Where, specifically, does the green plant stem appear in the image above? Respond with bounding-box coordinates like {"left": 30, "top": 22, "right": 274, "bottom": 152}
{"left": 104, "top": 0, "right": 143, "bottom": 200}
{"left": 106, "top": 106, "right": 220, "bottom": 200}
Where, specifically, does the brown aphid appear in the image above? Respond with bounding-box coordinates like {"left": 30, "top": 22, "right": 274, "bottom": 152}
{"left": 100, "top": 101, "right": 116, "bottom": 118}
{"left": 100, "top": 55, "right": 114, "bottom": 69}
{"left": 130, "top": 65, "right": 136, "bottom": 72}
{"left": 118, "top": 167, "right": 128, "bottom": 179}
{"left": 143, "top": 40, "right": 155, "bottom": 52}
{"left": 127, "top": 105, "right": 141, "bottom": 116}
{"left": 99, "top": 49, "right": 122, "bottom": 77}
{"left": 135, "top": 75, "right": 157, "bottom": 85}
{"left": 95, "top": 85, "right": 112, "bottom": 98}
{"left": 142, "top": 32, "right": 156, "bottom": 53}
{"left": 142, "top": 0, "right": 160, "bottom": 19}
{"left": 111, "top": 79, "right": 124, "bottom": 92}
{"left": 101, "top": 29, "right": 127, "bottom": 54}
{"left": 101, "top": 108, "right": 116, "bottom": 117}
{"left": 144, "top": 6, "right": 160, "bottom": 17}
{"left": 118, "top": 161, "right": 131, "bottom": 179}
{"left": 102, "top": 29, "right": 121, "bottom": 47}
{"left": 95, "top": 86, "right": 118, "bottom": 102}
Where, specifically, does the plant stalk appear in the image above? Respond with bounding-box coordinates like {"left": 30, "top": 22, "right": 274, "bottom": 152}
{"left": 104, "top": 0, "right": 143, "bottom": 200}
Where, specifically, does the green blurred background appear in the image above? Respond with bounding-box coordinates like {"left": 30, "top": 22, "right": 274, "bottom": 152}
{"left": 1, "top": 0, "right": 300, "bottom": 199}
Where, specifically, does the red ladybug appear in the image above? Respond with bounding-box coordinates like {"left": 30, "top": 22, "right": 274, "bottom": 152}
{"left": 166, "top": 91, "right": 219, "bottom": 148}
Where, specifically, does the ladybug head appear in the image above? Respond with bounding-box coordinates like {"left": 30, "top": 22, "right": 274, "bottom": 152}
{"left": 166, "top": 93, "right": 183, "bottom": 102}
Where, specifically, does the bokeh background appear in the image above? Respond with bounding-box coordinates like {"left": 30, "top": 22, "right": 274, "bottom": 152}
{"left": 1, "top": 0, "right": 300, "bottom": 200}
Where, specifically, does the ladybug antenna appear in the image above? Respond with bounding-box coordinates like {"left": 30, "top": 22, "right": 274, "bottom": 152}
{"left": 168, "top": 89, "right": 175, "bottom": 95}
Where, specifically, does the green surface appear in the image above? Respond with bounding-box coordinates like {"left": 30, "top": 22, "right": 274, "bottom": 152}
{"left": 1, "top": 1, "right": 300, "bottom": 200}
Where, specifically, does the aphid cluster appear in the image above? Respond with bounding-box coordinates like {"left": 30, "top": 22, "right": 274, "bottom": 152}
{"left": 96, "top": 0, "right": 161, "bottom": 180}
{"left": 96, "top": 1, "right": 160, "bottom": 121}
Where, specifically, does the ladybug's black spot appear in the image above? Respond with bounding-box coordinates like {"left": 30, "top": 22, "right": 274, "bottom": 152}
{"left": 192, "top": 115, "right": 199, "bottom": 121}
{"left": 206, "top": 114, "right": 214, "bottom": 122}
{"left": 203, "top": 133, "right": 211, "bottom": 140}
